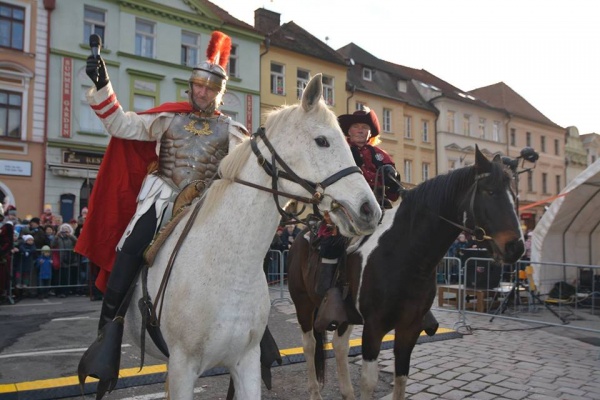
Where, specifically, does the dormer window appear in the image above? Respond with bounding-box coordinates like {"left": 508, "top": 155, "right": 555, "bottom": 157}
{"left": 397, "top": 80, "right": 407, "bottom": 93}
{"left": 362, "top": 68, "right": 372, "bottom": 81}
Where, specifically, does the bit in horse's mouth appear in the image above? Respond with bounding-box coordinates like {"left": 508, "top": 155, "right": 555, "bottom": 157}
{"left": 330, "top": 205, "right": 359, "bottom": 236}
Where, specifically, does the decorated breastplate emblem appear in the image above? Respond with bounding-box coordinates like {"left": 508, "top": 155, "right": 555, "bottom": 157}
{"left": 375, "top": 153, "right": 384, "bottom": 161}
{"left": 183, "top": 119, "right": 212, "bottom": 136}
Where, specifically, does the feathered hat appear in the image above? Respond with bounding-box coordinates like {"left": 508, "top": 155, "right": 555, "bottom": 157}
{"left": 189, "top": 31, "right": 232, "bottom": 92}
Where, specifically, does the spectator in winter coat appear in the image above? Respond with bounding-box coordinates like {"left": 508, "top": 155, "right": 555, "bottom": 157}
{"left": 36, "top": 245, "right": 53, "bottom": 298}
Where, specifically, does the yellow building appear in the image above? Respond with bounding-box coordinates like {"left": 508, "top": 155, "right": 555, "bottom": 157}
{"left": 253, "top": 8, "right": 348, "bottom": 124}
{"left": 337, "top": 43, "right": 437, "bottom": 186}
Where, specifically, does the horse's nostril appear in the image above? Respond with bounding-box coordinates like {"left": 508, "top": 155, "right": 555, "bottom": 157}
{"left": 360, "top": 201, "right": 373, "bottom": 217}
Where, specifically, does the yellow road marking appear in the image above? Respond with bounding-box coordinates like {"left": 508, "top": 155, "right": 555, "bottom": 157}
{"left": 0, "top": 328, "right": 456, "bottom": 393}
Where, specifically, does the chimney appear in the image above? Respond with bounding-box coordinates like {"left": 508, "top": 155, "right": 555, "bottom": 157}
{"left": 254, "top": 8, "right": 281, "bottom": 33}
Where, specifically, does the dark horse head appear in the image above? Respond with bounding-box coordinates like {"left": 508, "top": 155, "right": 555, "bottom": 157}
{"left": 403, "top": 145, "right": 525, "bottom": 264}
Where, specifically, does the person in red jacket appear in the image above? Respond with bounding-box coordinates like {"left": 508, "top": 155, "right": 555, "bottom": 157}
{"left": 314, "top": 108, "right": 402, "bottom": 332}
{"left": 339, "top": 107, "right": 401, "bottom": 208}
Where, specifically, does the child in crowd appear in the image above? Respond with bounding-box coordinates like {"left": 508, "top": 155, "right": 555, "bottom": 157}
{"left": 36, "top": 245, "right": 53, "bottom": 299}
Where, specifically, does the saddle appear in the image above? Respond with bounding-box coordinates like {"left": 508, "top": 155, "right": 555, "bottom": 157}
{"left": 143, "top": 180, "right": 206, "bottom": 266}
{"left": 308, "top": 232, "right": 363, "bottom": 325}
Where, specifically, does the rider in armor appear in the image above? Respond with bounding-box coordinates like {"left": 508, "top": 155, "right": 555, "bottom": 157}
{"left": 77, "top": 31, "right": 248, "bottom": 397}
{"left": 314, "top": 108, "right": 401, "bottom": 332}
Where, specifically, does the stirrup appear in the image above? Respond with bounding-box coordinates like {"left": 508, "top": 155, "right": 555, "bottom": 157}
{"left": 78, "top": 318, "right": 124, "bottom": 399}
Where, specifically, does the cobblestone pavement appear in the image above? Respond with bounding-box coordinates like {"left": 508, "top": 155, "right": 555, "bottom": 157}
{"left": 273, "top": 295, "right": 600, "bottom": 400}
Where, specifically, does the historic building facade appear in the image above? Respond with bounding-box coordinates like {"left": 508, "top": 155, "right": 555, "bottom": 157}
{"left": 43, "top": 0, "right": 262, "bottom": 222}
{"left": 0, "top": 0, "right": 48, "bottom": 217}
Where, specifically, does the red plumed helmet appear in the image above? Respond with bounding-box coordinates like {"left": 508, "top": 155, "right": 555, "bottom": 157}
{"left": 205, "top": 31, "right": 231, "bottom": 70}
{"left": 189, "top": 31, "right": 231, "bottom": 92}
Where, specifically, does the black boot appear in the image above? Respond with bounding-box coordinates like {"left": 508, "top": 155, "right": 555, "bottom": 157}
{"left": 314, "top": 261, "right": 347, "bottom": 332}
{"left": 78, "top": 251, "right": 143, "bottom": 400}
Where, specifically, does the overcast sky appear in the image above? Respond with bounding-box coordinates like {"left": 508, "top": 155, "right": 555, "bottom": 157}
{"left": 211, "top": 0, "right": 600, "bottom": 135}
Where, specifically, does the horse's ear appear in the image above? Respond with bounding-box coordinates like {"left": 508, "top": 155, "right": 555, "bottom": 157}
{"left": 474, "top": 145, "right": 491, "bottom": 171}
{"left": 302, "top": 73, "right": 323, "bottom": 112}
{"left": 492, "top": 153, "right": 503, "bottom": 164}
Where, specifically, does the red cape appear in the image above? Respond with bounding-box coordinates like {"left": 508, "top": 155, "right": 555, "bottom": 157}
{"left": 75, "top": 102, "right": 192, "bottom": 292}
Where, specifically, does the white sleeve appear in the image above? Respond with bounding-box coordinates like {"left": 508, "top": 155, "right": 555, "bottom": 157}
{"left": 86, "top": 83, "right": 172, "bottom": 141}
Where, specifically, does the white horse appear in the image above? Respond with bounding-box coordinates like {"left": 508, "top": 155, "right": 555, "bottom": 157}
{"left": 125, "top": 74, "right": 382, "bottom": 399}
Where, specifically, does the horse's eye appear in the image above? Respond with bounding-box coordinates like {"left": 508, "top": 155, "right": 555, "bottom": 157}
{"left": 315, "top": 136, "right": 330, "bottom": 147}
{"left": 487, "top": 190, "right": 495, "bottom": 196}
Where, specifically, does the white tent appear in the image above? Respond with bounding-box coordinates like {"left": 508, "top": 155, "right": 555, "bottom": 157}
{"left": 531, "top": 159, "right": 600, "bottom": 294}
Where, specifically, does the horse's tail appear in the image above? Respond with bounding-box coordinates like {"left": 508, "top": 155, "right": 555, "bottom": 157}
{"left": 313, "top": 311, "right": 326, "bottom": 385}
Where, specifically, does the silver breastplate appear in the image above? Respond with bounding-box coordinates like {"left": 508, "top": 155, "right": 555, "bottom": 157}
{"left": 159, "top": 113, "right": 231, "bottom": 189}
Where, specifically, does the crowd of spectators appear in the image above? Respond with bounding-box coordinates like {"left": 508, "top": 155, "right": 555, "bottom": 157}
{"left": 0, "top": 204, "right": 97, "bottom": 304}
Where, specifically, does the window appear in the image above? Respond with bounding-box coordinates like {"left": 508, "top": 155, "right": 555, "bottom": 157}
{"left": 83, "top": 6, "right": 105, "bottom": 45}
{"left": 135, "top": 19, "right": 155, "bottom": 58}
{"left": 510, "top": 128, "right": 516, "bottom": 146}
{"left": 296, "top": 69, "right": 309, "bottom": 99}
{"left": 527, "top": 170, "right": 533, "bottom": 192}
{"left": 448, "top": 159, "right": 456, "bottom": 171}
{"left": 422, "top": 162, "right": 430, "bottom": 181}
{"left": 0, "top": 2, "right": 24, "bottom": 50}
{"left": 227, "top": 44, "right": 238, "bottom": 78}
{"left": 493, "top": 121, "right": 500, "bottom": 142}
{"left": 181, "top": 31, "right": 200, "bottom": 67}
{"left": 446, "top": 111, "right": 455, "bottom": 133}
{"left": 79, "top": 86, "right": 103, "bottom": 133}
{"left": 0, "top": 89, "right": 21, "bottom": 138}
{"left": 362, "top": 68, "right": 372, "bottom": 81}
{"left": 133, "top": 94, "right": 155, "bottom": 112}
{"left": 542, "top": 173, "right": 548, "bottom": 194}
{"left": 526, "top": 131, "right": 531, "bottom": 147}
{"left": 422, "top": 120, "right": 429, "bottom": 142}
{"left": 555, "top": 175, "right": 561, "bottom": 195}
{"left": 554, "top": 138, "right": 560, "bottom": 156}
{"left": 397, "top": 80, "right": 407, "bottom": 92}
{"left": 130, "top": 76, "right": 158, "bottom": 112}
{"left": 404, "top": 160, "right": 412, "bottom": 183}
{"left": 463, "top": 114, "right": 471, "bottom": 136}
{"left": 355, "top": 101, "right": 366, "bottom": 111}
{"left": 382, "top": 108, "right": 392, "bottom": 132}
{"left": 270, "top": 62, "right": 284, "bottom": 95}
{"left": 478, "top": 117, "right": 486, "bottom": 138}
{"left": 404, "top": 116, "right": 412, "bottom": 139}
{"left": 322, "top": 75, "right": 334, "bottom": 106}
{"left": 540, "top": 135, "right": 546, "bottom": 152}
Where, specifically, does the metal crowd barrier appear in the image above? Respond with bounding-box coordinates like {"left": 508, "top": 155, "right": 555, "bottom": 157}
{"left": 265, "top": 249, "right": 292, "bottom": 305}
{"left": 435, "top": 256, "right": 600, "bottom": 334}
{"left": 4, "top": 247, "right": 90, "bottom": 304}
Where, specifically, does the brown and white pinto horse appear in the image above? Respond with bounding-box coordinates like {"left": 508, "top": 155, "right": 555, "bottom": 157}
{"left": 288, "top": 147, "right": 525, "bottom": 399}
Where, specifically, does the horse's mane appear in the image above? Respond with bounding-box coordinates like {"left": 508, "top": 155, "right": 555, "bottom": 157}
{"left": 400, "top": 161, "right": 507, "bottom": 226}
{"left": 196, "top": 100, "right": 333, "bottom": 221}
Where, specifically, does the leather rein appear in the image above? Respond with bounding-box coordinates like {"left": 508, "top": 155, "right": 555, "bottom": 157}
{"left": 234, "top": 127, "right": 362, "bottom": 223}
{"left": 437, "top": 171, "right": 494, "bottom": 242}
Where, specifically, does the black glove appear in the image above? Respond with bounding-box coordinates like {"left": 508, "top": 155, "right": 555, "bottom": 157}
{"left": 382, "top": 164, "right": 400, "bottom": 187}
{"left": 86, "top": 55, "right": 109, "bottom": 90}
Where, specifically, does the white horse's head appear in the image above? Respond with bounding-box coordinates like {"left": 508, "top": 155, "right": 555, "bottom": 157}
{"left": 258, "top": 74, "right": 381, "bottom": 236}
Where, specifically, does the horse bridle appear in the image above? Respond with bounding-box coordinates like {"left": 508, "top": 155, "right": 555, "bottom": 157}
{"left": 233, "top": 127, "right": 363, "bottom": 221}
{"left": 438, "top": 171, "right": 493, "bottom": 242}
